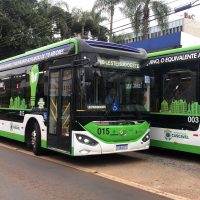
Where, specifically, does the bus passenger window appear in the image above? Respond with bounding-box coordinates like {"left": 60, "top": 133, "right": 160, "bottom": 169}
{"left": 159, "top": 69, "right": 198, "bottom": 114}
{"left": 11, "top": 68, "right": 27, "bottom": 109}
{"left": 163, "top": 70, "right": 196, "bottom": 102}
{"left": 0, "top": 71, "right": 12, "bottom": 108}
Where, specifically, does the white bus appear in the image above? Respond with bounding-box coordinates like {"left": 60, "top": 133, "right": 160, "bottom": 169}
{"left": 0, "top": 38, "right": 150, "bottom": 156}
{"left": 148, "top": 45, "right": 200, "bottom": 154}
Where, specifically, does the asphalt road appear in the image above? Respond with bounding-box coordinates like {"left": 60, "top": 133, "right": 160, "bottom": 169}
{"left": 0, "top": 145, "right": 170, "bottom": 200}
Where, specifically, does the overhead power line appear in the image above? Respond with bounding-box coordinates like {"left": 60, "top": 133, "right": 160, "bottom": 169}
{"left": 112, "top": 1, "right": 200, "bottom": 34}
{"left": 113, "top": 0, "right": 200, "bottom": 32}
{"left": 0, "top": 0, "right": 199, "bottom": 48}
{"left": 102, "top": 0, "right": 180, "bottom": 27}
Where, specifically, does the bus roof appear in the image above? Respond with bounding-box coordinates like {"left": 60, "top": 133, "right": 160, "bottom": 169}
{"left": 85, "top": 40, "right": 140, "bottom": 53}
{"left": 0, "top": 38, "right": 79, "bottom": 65}
{"left": 148, "top": 44, "right": 200, "bottom": 58}
{"left": 0, "top": 38, "right": 146, "bottom": 71}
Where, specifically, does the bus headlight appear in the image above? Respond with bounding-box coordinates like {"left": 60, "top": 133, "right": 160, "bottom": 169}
{"left": 142, "top": 132, "right": 150, "bottom": 143}
{"left": 76, "top": 134, "right": 98, "bottom": 146}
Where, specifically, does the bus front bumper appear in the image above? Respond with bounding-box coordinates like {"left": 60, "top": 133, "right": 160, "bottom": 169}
{"left": 72, "top": 130, "right": 150, "bottom": 156}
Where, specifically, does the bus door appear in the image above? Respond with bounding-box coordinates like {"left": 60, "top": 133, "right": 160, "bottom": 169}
{"left": 48, "top": 68, "right": 72, "bottom": 152}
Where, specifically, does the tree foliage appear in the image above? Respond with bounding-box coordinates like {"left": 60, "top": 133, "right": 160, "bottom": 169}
{"left": 71, "top": 8, "right": 92, "bottom": 37}
{"left": 121, "top": 0, "right": 170, "bottom": 39}
{"left": 0, "top": 0, "right": 62, "bottom": 58}
{"left": 0, "top": 0, "right": 108, "bottom": 59}
{"left": 71, "top": 7, "right": 108, "bottom": 41}
{"left": 0, "top": 0, "right": 46, "bottom": 58}
{"left": 93, "top": 0, "right": 122, "bottom": 42}
{"left": 112, "top": 33, "right": 127, "bottom": 44}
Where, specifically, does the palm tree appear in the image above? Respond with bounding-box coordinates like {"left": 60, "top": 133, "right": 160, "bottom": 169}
{"left": 50, "top": 6, "right": 71, "bottom": 40}
{"left": 72, "top": 8, "right": 92, "bottom": 38}
{"left": 121, "top": 0, "right": 170, "bottom": 40}
{"left": 112, "top": 33, "right": 127, "bottom": 44}
{"left": 90, "top": 8, "right": 107, "bottom": 39}
{"left": 94, "top": 0, "right": 122, "bottom": 42}
{"left": 37, "top": 0, "right": 71, "bottom": 40}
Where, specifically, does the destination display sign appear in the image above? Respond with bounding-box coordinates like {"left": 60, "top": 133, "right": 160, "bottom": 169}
{"left": 0, "top": 44, "right": 74, "bottom": 70}
{"left": 97, "top": 55, "right": 140, "bottom": 70}
{"left": 148, "top": 51, "right": 200, "bottom": 66}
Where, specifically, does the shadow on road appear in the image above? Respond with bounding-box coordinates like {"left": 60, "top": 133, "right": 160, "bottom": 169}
{"left": 0, "top": 137, "right": 145, "bottom": 166}
{"left": 140, "top": 146, "right": 200, "bottom": 163}
{"left": 1, "top": 137, "right": 200, "bottom": 168}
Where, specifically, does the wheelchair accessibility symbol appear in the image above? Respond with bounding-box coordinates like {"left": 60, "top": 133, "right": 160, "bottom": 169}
{"left": 112, "top": 103, "right": 119, "bottom": 112}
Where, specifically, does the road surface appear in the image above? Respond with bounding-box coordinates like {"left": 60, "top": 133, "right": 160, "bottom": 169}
{"left": 0, "top": 144, "right": 169, "bottom": 200}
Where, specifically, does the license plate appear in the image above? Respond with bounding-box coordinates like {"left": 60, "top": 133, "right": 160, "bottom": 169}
{"left": 116, "top": 144, "right": 128, "bottom": 151}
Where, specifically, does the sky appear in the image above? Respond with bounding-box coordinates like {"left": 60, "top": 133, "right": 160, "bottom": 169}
{"left": 52, "top": 0, "right": 200, "bottom": 34}
{"left": 52, "top": 0, "right": 96, "bottom": 11}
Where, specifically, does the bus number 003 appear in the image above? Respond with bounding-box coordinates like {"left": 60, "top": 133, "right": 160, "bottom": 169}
{"left": 188, "top": 116, "right": 199, "bottom": 123}
{"left": 97, "top": 128, "right": 110, "bottom": 135}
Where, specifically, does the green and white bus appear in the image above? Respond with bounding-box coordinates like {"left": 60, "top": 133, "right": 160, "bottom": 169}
{"left": 148, "top": 45, "right": 200, "bottom": 154}
{"left": 0, "top": 38, "right": 150, "bottom": 156}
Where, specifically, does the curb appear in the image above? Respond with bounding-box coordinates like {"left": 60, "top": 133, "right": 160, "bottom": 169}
{"left": 0, "top": 143, "right": 191, "bottom": 200}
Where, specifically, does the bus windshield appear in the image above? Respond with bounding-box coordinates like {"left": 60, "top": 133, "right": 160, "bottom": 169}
{"left": 76, "top": 68, "right": 147, "bottom": 112}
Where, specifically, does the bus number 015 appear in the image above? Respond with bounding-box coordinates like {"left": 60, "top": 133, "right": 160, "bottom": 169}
{"left": 188, "top": 116, "right": 199, "bottom": 123}
{"left": 97, "top": 128, "right": 110, "bottom": 135}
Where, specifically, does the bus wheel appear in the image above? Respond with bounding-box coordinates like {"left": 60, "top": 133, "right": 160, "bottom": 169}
{"left": 31, "top": 122, "right": 41, "bottom": 155}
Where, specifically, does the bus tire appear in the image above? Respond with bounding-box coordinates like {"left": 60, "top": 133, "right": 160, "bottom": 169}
{"left": 31, "top": 122, "right": 41, "bottom": 155}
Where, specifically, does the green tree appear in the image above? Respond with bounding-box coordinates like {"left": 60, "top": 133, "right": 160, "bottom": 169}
{"left": 121, "top": 0, "right": 170, "bottom": 39}
{"left": 71, "top": 8, "right": 108, "bottom": 41}
{"left": 0, "top": 0, "right": 53, "bottom": 58}
{"left": 112, "top": 33, "right": 127, "bottom": 44}
{"left": 0, "top": 0, "right": 71, "bottom": 58}
{"left": 89, "top": 8, "right": 107, "bottom": 39}
{"left": 98, "top": 26, "right": 109, "bottom": 41}
{"left": 49, "top": 6, "right": 71, "bottom": 39}
{"left": 0, "top": 0, "right": 108, "bottom": 59}
{"left": 94, "top": 0, "right": 122, "bottom": 42}
{"left": 37, "top": 0, "right": 71, "bottom": 40}
{"left": 71, "top": 8, "right": 92, "bottom": 38}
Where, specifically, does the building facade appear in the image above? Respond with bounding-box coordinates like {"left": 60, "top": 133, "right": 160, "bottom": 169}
{"left": 123, "top": 14, "right": 200, "bottom": 52}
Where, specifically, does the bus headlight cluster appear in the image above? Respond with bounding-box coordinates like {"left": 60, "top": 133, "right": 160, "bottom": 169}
{"left": 76, "top": 134, "right": 98, "bottom": 146}
{"left": 142, "top": 132, "right": 150, "bottom": 143}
